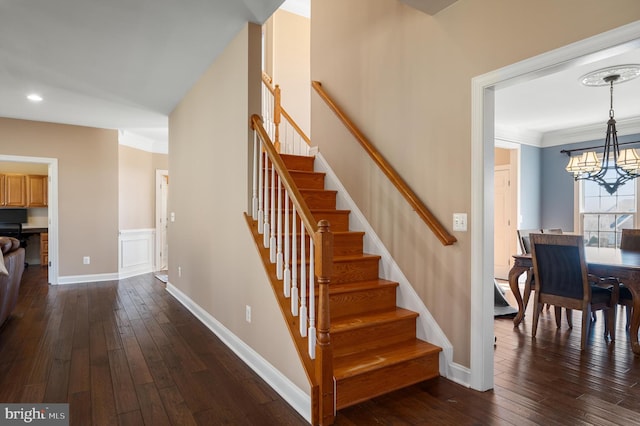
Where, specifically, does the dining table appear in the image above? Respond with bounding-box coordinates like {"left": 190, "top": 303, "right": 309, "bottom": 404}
{"left": 508, "top": 246, "right": 640, "bottom": 355}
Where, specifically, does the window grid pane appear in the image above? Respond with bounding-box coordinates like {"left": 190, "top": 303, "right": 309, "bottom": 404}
{"left": 580, "top": 161, "right": 636, "bottom": 248}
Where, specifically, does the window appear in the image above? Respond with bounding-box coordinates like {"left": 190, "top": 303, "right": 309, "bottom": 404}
{"left": 580, "top": 163, "right": 636, "bottom": 248}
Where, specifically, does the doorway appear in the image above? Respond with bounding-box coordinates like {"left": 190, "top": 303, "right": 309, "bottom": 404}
{"left": 155, "top": 169, "right": 169, "bottom": 272}
{"left": 493, "top": 147, "right": 518, "bottom": 280}
{"left": 0, "top": 155, "right": 58, "bottom": 284}
{"left": 470, "top": 22, "right": 640, "bottom": 392}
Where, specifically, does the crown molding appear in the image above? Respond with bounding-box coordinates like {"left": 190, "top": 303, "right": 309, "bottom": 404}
{"left": 494, "top": 125, "right": 542, "bottom": 147}
{"left": 541, "top": 116, "right": 640, "bottom": 147}
{"left": 118, "top": 130, "right": 168, "bottom": 154}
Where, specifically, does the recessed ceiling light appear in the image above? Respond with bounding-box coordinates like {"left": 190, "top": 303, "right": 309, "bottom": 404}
{"left": 26, "top": 93, "right": 43, "bottom": 102}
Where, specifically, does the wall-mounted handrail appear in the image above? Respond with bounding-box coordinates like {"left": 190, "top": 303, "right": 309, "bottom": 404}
{"left": 311, "top": 81, "right": 457, "bottom": 246}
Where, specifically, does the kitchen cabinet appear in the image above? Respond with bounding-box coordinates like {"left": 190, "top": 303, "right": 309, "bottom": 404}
{"left": 0, "top": 173, "right": 47, "bottom": 207}
{"left": 3, "top": 174, "right": 26, "bottom": 207}
{"left": 26, "top": 175, "right": 47, "bottom": 207}
{"left": 40, "top": 232, "right": 48, "bottom": 266}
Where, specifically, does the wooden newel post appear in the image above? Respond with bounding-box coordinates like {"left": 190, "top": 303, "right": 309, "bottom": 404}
{"left": 274, "top": 84, "right": 282, "bottom": 153}
{"left": 314, "top": 220, "right": 334, "bottom": 425}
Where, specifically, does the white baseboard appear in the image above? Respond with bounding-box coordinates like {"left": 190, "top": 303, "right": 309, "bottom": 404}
{"left": 57, "top": 272, "right": 120, "bottom": 285}
{"left": 314, "top": 153, "right": 461, "bottom": 384}
{"left": 446, "top": 362, "right": 471, "bottom": 387}
{"left": 165, "top": 281, "right": 312, "bottom": 423}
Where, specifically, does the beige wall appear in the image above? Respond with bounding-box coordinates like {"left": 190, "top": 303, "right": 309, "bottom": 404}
{"left": 119, "top": 145, "right": 168, "bottom": 230}
{"left": 0, "top": 161, "right": 48, "bottom": 174}
{"left": 266, "top": 10, "right": 311, "bottom": 137}
{"left": 0, "top": 118, "right": 119, "bottom": 276}
{"left": 168, "top": 24, "right": 308, "bottom": 391}
{"left": 494, "top": 148, "right": 510, "bottom": 166}
{"left": 311, "top": 0, "right": 640, "bottom": 366}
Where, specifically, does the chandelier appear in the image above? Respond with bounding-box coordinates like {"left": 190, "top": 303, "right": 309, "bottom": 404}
{"left": 565, "top": 65, "right": 640, "bottom": 195}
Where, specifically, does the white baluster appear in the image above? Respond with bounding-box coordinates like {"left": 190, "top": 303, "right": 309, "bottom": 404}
{"left": 269, "top": 164, "right": 276, "bottom": 262}
{"left": 291, "top": 207, "right": 298, "bottom": 316}
{"left": 276, "top": 176, "right": 283, "bottom": 278}
{"left": 308, "top": 240, "right": 316, "bottom": 359}
{"left": 284, "top": 192, "right": 291, "bottom": 297}
{"left": 263, "top": 153, "right": 270, "bottom": 248}
{"left": 257, "top": 142, "right": 264, "bottom": 234}
{"left": 252, "top": 131, "right": 258, "bottom": 220}
{"left": 299, "top": 222, "right": 307, "bottom": 337}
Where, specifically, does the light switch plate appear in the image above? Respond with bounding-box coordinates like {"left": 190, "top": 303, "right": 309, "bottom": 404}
{"left": 453, "top": 213, "right": 467, "bottom": 231}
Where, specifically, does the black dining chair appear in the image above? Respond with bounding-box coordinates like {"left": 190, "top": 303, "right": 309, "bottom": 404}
{"left": 517, "top": 229, "right": 541, "bottom": 311}
{"left": 518, "top": 228, "right": 563, "bottom": 318}
{"left": 530, "top": 233, "right": 617, "bottom": 350}
{"left": 617, "top": 229, "right": 640, "bottom": 329}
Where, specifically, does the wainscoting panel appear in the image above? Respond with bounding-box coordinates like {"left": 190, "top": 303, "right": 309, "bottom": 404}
{"left": 119, "top": 229, "right": 155, "bottom": 278}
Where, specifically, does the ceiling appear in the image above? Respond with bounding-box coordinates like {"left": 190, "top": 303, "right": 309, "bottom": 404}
{"left": 1, "top": 1, "right": 638, "bottom": 151}
{"left": 495, "top": 46, "right": 640, "bottom": 148}
{"left": 0, "top": 0, "right": 284, "bottom": 148}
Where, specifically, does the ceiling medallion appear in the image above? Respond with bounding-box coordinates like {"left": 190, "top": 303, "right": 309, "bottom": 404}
{"left": 580, "top": 64, "right": 640, "bottom": 86}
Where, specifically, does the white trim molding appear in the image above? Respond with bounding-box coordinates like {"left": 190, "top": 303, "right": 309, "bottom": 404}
{"left": 0, "top": 154, "right": 59, "bottom": 285}
{"left": 119, "top": 228, "right": 156, "bottom": 278}
{"left": 118, "top": 129, "right": 168, "bottom": 154}
{"left": 471, "top": 20, "right": 640, "bottom": 392}
{"left": 165, "top": 281, "right": 311, "bottom": 422}
{"left": 57, "top": 272, "right": 120, "bottom": 285}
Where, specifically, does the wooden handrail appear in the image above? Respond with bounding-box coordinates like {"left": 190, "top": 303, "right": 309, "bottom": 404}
{"left": 281, "top": 108, "right": 312, "bottom": 146}
{"left": 262, "top": 71, "right": 274, "bottom": 90}
{"left": 252, "top": 114, "right": 317, "bottom": 234}
{"left": 262, "top": 72, "right": 312, "bottom": 148}
{"left": 312, "top": 81, "right": 457, "bottom": 246}
{"left": 251, "top": 114, "right": 335, "bottom": 425}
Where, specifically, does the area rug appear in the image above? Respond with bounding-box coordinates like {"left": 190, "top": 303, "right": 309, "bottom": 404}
{"left": 154, "top": 273, "right": 168, "bottom": 283}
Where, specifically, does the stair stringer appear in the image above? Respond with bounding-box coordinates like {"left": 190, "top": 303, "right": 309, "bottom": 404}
{"left": 313, "top": 153, "right": 470, "bottom": 387}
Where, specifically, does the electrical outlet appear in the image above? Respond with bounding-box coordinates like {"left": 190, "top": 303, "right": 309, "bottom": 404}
{"left": 245, "top": 305, "right": 252, "bottom": 323}
{"left": 453, "top": 213, "right": 468, "bottom": 231}
{"left": 178, "top": 266, "right": 182, "bottom": 277}
{"left": 83, "top": 256, "right": 90, "bottom": 265}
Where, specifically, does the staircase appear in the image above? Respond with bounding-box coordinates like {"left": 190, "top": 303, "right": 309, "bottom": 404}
{"left": 250, "top": 152, "right": 442, "bottom": 412}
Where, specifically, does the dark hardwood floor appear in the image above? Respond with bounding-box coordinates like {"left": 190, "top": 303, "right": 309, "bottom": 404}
{"left": 1, "top": 269, "right": 640, "bottom": 425}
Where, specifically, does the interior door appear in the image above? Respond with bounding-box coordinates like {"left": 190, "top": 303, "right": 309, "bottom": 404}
{"left": 494, "top": 165, "right": 513, "bottom": 279}
{"left": 160, "top": 174, "right": 169, "bottom": 271}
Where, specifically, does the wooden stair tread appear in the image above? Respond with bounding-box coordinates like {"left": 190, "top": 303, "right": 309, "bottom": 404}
{"left": 289, "top": 169, "right": 326, "bottom": 176}
{"left": 309, "top": 208, "right": 350, "bottom": 214}
{"left": 333, "top": 340, "right": 442, "bottom": 379}
{"left": 334, "top": 231, "right": 365, "bottom": 237}
{"left": 299, "top": 188, "right": 337, "bottom": 194}
{"left": 333, "top": 253, "right": 381, "bottom": 262}
{"left": 329, "top": 279, "right": 398, "bottom": 294}
{"left": 331, "top": 308, "right": 418, "bottom": 333}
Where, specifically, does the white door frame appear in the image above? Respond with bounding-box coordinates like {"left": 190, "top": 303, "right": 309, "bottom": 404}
{"left": 155, "top": 169, "right": 169, "bottom": 271}
{"left": 0, "top": 154, "right": 59, "bottom": 285}
{"left": 470, "top": 21, "right": 640, "bottom": 391}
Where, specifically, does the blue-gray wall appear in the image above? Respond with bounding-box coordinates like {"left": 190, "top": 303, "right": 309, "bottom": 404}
{"left": 519, "top": 144, "right": 542, "bottom": 230}
{"left": 540, "top": 132, "right": 640, "bottom": 231}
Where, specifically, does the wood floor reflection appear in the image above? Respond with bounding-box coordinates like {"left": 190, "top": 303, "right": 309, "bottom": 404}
{"left": 1, "top": 269, "right": 640, "bottom": 425}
